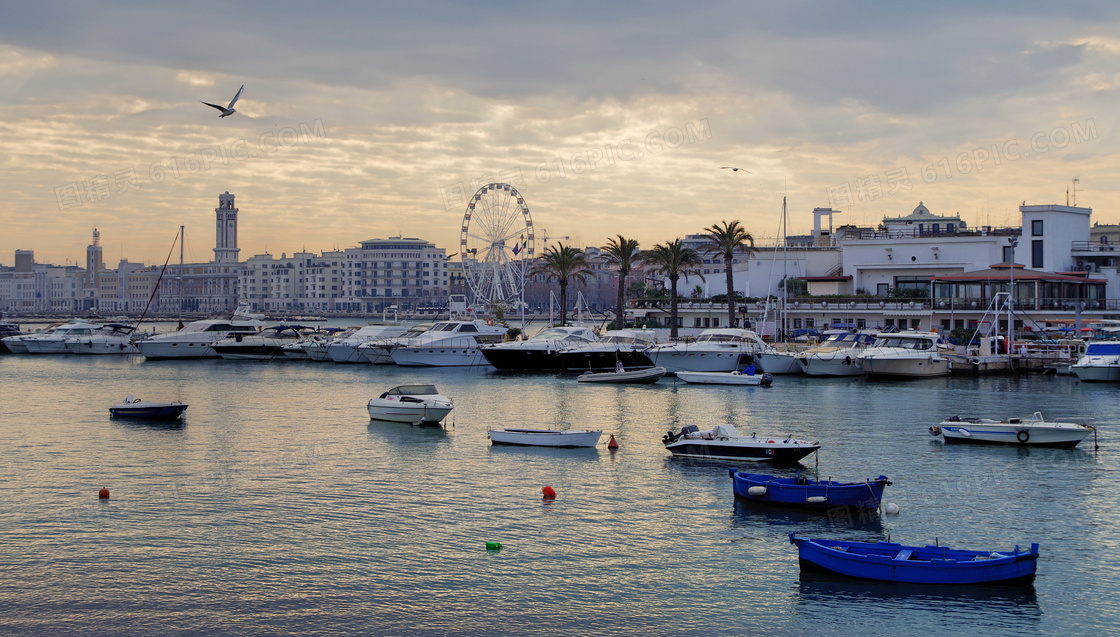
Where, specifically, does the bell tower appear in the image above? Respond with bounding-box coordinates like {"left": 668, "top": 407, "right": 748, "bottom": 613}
{"left": 214, "top": 191, "right": 240, "bottom": 264}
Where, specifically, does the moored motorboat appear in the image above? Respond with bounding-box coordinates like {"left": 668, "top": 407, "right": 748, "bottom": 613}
{"left": 390, "top": 320, "right": 509, "bottom": 367}
{"left": 480, "top": 326, "right": 600, "bottom": 372}
{"left": 929, "top": 412, "right": 1094, "bottom": 447}
{"left": 729, "top": 470, "right": 891, "bottom": 510}
{"left": 577, "top": 365, "right": 667, "bottom": 384}
{"left": 488, "top": 428, "right": 602, "bottom": 447}
{"left": 136, "top": 316, "right": 264, "bottom": 359}
{"left": 675, "top": 369, "right": 773, "bottom": 386}
{"left": 109, "top": 395, "right": 188, "bottom": 420}
{"left": 789, "top": 534, "right": 1039, "bottom": 585}
{"left": 662, "top": 424, "right": 819, "bottom": 462}
{"left": 22, "top": 321, "right": 100, "bottom": 354}
{"left": 857, "top": 331, "right": 951, "bottom": 378}
{"left": 557, "top": 329, "right": 658, "bottom": 372}
{"left": 1070, "top": 341, "right": 1120, "bottom": 382}
{"left": 796, "top": 332, "right": 878, "bottom": 377}
{"left": 325, "top": 325, "right": 411, "bottom": 363}
{"left": 212, "top": 325, "right": 310, "bottom": 360}
{"left": 367, "top": 384, "right": 454, "bottom": 425}
{"left": 645, "top": 328, "right": 768, "bottom": 373}
{"left": 66, "top": 323, "right": 139, "bottom": 355}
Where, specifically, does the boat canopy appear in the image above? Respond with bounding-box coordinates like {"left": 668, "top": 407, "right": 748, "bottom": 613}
{"left": 384, "top": 385, "right": 439, "bottom": 396}
{"left": 1085, "top": 342, "right": 1120, "bottom": 355}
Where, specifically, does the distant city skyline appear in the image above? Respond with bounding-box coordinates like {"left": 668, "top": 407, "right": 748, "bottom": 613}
{"left": 3, "top": 3, "right": 1119, "bottom": 266}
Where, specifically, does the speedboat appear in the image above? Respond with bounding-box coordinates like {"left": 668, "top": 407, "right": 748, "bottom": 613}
{"left": 0, "top": 317, "right": 20, "bottom": 353}
{"left": 23, "top": 321, "right": 100, "bottom": 354}
{"left": 480, "top": 326, "right": 599, "bottom": 372}
{"left": 856, "top": 331, "right": 951, "bottom": 378}
{"left": 797, "top": 332, "right": 878, "bottom": 376}
{"left": 1071, "top": 341, "right": 1120, "bottom": 382}
{"left": 367, "top": 384, "right": 454, "bottom": 425}
{"left": 281, "top": 328, "right": 343, "bottom": 361}
{"left": 212, "top": 325, "right": 310, "bottom": 360}
{"left": 556, "top": 329, "right": 658, "bottom": 373}
{"left": 488, "top": 428, "right": 602, "bottom": 447}
{"left": 577, "top": 365, "right": 667, "bottom": 384}
{"left": 789, "top": 534, "right": 1039, "bottom": 585}
{"left": 358, "top": 323, "right": 436, "bottom": 364}
{"left": 137, "top": 317, "right": 264, "bottom": 359}
{"left": 662, "top": 424, "right": 819, "bottom": 462}
{"left": 645, "top": 328, "right": 768, "bottom": 373}
{"left": 929, "top": 412, "right": 1094, "bottom": 447}
{"left": 730, "top": 470, "right": 891, "bottom": 510}
{"left": 66, "top": 323, "right": 139, "bottom": 355}
{"left": 109, "top": 395, "right": 188, "bottom": 420}
{"left": 390, "top": 320, "right": 509, "bottom": 367}
{"left": 675, "top": 368, "right": 773, "bottom": 386}
{"left": 325, "top": 325, "right": 410, "bottom": 363}
{"left": 754, "top": 345, "right": 804, "bottom": 375}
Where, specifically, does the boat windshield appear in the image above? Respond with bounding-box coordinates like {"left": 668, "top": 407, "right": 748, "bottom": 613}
{"left": 386, "top": 385, "right": 439, "bottom": 395}
{"left": 534, "top": 328, "right": 594, "bottom": 341}
{"left": 872, "top": 336, "right": 933, "bottom": 350}
{"left": 1086, "top": 342, "right": 1120, "bottom": 355}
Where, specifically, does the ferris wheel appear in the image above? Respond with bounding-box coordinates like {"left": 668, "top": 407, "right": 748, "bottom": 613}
{"left": 460, "top": 182, "right": 534, "bottom": 308}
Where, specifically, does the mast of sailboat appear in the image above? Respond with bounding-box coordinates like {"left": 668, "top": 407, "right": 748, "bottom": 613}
{"left": 178, "top": 225, "right": 185, "bottom": 330}
{"left": 780, "top": 196, "right": 789, "bottom": 342}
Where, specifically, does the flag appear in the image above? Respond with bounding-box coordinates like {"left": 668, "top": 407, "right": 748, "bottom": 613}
{"left": 512, "top": 235, "right": 526, "bottom": 255}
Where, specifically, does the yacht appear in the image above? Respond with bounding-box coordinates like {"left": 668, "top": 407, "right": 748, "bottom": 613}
{"left": 281, "top": 328, "right": 344, "bottom": 361}
{"left": 796, "top": 332, "right": 878, "bottom": 376}
{"left": 358, "top": 323, "right": 435, "bottom": 364}
{"left": 66, "top": 323, "right": 140, "bottom": 355}
{"left": 856, "top": 331, "right": 951, "bottom": 378}
{"left": 23, "top": 321, "right": 100, "bottom": 354}
{"left": 480, "top": 326, "right": 599, "bottom": 371}
{"left": 326, "top": 325, "right": 411, "bottom": 363}
{"left": 136, "top": 317, "right": 263, "bottom": 359}
{"left": 390, "top": 320, "right": 509, "bottom": 367}
{"left": 754, "top": 345, "right": 805, "bottom": 375}
{"left": 556, "top": 329, "right": 657, "bottom": 372}
{"left": 645, "top": 328, "right": 768, "bottom": 373}
{"left": 212, "top": 325, "right": 310, "bottom": 360}
{"left": 0, "top": 317, "right": 20, "bottom": 353}
{"left": 1070, "top": 341, "right": 1120, "bottom": 382}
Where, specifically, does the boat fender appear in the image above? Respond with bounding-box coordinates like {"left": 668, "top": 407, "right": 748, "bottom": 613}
{"left": 747, "top": 486, "right": 767, "bottom": 496}
{"left": 883, "top": 503, "right": 900, "bottom": 515}
{"left": 806, "top": 496, "right": 827, "bottom": 504}
{"left": 929, "top": 426, "right": 941, "bottom": 436}
{"left": 767, "top": 439, "right": 775, "bottom": 444}
{"left": 844, "top": 356, "right": 851, "bottom": 365}
{"left": 1017, "top": 430, "right": 1030, "bottom": 443}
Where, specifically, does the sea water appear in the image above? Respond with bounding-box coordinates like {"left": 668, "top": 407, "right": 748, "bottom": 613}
{"left": 0, "top": 353, "right": 1117, "bottom": 636}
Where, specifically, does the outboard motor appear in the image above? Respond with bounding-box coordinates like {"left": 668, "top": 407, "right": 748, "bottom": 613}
{"left": 760, "top": 373, "right": 774, "bottom": 387}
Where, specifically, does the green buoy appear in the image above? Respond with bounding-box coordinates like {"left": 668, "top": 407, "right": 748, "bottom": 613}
{"left": 485, "top": 541, "right": 502, "bottom": 551}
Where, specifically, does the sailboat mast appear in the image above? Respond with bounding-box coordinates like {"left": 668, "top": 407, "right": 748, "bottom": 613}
{"left": 781, "top": 196, "right": 789, "bottom": 342}
{"left": 178, "top": 225, "right": 184, "bottom": 329}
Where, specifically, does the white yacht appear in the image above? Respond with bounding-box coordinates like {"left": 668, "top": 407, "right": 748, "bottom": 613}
{"left": 137, "top": 317, "right": 263, "bottom": 359}
{"left": 212, "top": 325, "right": 310, "bottom": 360}
{"left": 645, "top": 328, "right": 768, "bottom": 373}
{"left": 390, "top": 320, "right": 509, "bottom": 367}
{"left": 796, "top": 332, "right": 878, "bottom": 377}
{"left": 281, "top": 328, "right": 342, "bottom": 361}
{"left": 326, "top": 325, "right": 411, "bottom": 363}
{"left": 480, "top": 326, "right": 599, "bottom": 371}
{"left": 358, "top": 323, "right": 435, "bottom": 364}
{"left": 23, "top": 321, "right": 100, "bottom": 354}
{"left": 1071, "top": 341, "right": 1120, "bottom": 382}
{"left": 556, "top": 328, "right": 658, "bottom": 372}
{"left": 856, "top": 331, "right": 951, "bottom": 378}
{"left": 66, "top": 323, "right": 139, "bottom": 355}
{"left": 754, "top": 345, "right": 805, "bottom": 375}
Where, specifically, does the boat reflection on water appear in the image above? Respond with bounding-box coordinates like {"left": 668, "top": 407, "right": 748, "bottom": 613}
{"left": 730, "top": 499, "right": 884, "bottom": 535}
{"left": 112, "top": 418, "right": 187, "bottom": 431}
{"left": 366, "top": 419, "right": 451, "bottom": 448}
{"left": 487, "top": 444, "right": 600, "bottom": 461}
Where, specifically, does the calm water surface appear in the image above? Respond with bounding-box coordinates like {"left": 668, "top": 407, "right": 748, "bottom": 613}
{"left": 1, "top": 352, "right": 1118, "bottom": 636}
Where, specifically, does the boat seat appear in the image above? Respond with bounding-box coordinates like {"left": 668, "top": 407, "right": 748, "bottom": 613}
{"left": 893, "top": 549, "right": 914, "bottom": 561}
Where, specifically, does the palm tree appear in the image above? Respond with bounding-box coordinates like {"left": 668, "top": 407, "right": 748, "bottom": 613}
{"left": 640, "top": 239, "right": 703, "bottom": 339}
{"left": 701, "top": 220, "right": 754, "bottom": 328}
{"left": 600, "top": 235, "right": 641, "bottom": 330}
{"left": 530, "top": 243, "right": 592, "bottom": 326}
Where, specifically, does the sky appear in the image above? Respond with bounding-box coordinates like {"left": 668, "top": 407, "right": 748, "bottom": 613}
{"left": 2, "top": 1, "right": 1119, "bottom": 267}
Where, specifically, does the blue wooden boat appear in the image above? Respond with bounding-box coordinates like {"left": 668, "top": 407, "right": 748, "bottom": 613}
{"left": 730, "top": 470, "right": 890, "bottom": 510}
{"left": 789, "top": 534, "right": 1039, "bottom": 585}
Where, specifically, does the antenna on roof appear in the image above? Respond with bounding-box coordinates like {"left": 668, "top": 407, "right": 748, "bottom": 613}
{"left": 1072, "top": 177, "right": 1080, "bottom": 206}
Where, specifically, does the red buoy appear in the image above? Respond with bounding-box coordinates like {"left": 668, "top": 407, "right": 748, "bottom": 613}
{"left": 607, "top": 435, "right": 619, "bottom": 450}
{"left": 98, "top": 487, "right": 110, "bottom": 499}
{"left": 541, "top": 485, "right": 556, "bottom": 499}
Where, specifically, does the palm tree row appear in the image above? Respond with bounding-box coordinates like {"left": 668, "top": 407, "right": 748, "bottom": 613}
{"left": 532, "top": 221, "right": 755, "bottom": 339}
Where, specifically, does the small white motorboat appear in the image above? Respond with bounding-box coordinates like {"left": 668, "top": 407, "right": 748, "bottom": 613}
{"left": 662, "top": 424, "right": 819, "bottom": 462}
{"left": 109, "top": 395, "right": 188, "bottom": 420}
{"left": 929, "top": 412, "right": 1095, "bottom": 448}
{"left": 488, "top": 428, "right": 603, "bottom": 447}
{"left": 577, "top": 366, "right": 667, "bottom": 384}
{"left": 675, "top": 369, "right": 773, "bottom": 386}
{"left": 367, "top": 384, "right": 454, "bottom": 425}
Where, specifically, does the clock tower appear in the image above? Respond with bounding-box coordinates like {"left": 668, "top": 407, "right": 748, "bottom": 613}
{"left": 214, "top": 191, "right": 241, "bottom": 264}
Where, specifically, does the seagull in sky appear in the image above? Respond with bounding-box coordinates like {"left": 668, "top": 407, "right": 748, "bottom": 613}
{"left": 720, "top": 166, "right": 752, "bottom": 173}
{"left": 200, "top": 85, "right": 244, "bottom": 118}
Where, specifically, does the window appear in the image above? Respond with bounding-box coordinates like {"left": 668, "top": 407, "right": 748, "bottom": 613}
{"left": 1032, "top": 220, "right": 1043, "bottom": 236}
{"left": 1032, "top": 240, "right": 1044, "bottom": 269}
{"left": 1002, "top": 246, "right": 1015, "bottom": 264}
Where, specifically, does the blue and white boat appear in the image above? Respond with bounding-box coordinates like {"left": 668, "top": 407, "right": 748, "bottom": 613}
{"left": 1071, "top": 341, "right": 1120, "bottom": 382}
{"left": 730, "top": 470, "right": 890, "bottom": 510}
{"left": 789, "top": 534, "right": 1039, "bottom": 585}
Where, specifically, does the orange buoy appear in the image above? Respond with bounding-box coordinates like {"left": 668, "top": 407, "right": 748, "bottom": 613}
{"left": 607, "top": 435, "right": 619, "bottom": 450}
{"left": 98, "top": 487, "right": 110, "bottom": 499}
{"left": 541, "top": 485, "right": 556, "bottom": 499}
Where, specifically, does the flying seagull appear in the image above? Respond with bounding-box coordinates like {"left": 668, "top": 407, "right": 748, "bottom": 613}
{"left": 720, "top": 166, "right": 752, "bottom": 173}
{"left": 201, "top": 85, "right": 244, "bottom": 118}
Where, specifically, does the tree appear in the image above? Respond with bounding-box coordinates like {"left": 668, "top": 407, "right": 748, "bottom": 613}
{"left": 640, "top": 239, "right": 704, "bottom": 339}
{"left": 701, "top": 220, "right": 754, "bottom": 327}
{"left": 530, "top": 243, "right": 592, "bottom": 326}
{"left": 600, "top": 235, "right": 641, "bottom": 330}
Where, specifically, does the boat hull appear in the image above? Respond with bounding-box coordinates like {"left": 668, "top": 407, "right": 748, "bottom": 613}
{"left": 675, "top": 371, "right": 772, "bottom": 386}
{"left": 577, "top": 367, "right": 666, "bottom": 384}
{"left": 665, "top": 439, "right": 818, "bottom": 462}
{"left": 480, "top": 347, "right": 570, "bottom": 372}
{"left": 933, "top": 423, "right": 1091, "bottom": 447}
{"left": 756, "top": 352, "right": 803, "bottom": 374}
{"left": 558, "top": 350, "right": 655, "bottom": 373}
{"left": 67, "top": 340, "right": 139, "bottom": 355}
{"left": 212, "top": 345, "right": 289, "bottom": 360}
{"left": 646, "top": 349, "right": 753, "bottom": 373}
{"left": 790, "top": 535, "right": 1039, "bottom": 585}
{"left": 110, "top": 403, "right": 188, "bottom": 420}
{"left": 798, "top": 352, "right": 865, "bottom": 377}
{"left": 137, "top": 341, "right": 220, "bottom": 359}
{"left": 1071, "top": 364, "right": 1120, "bottom": 382}
{"left": 391, "top": 347, "right": 490, "bottom": 367}
{"left": 860, "top": 356, "right": 950, "bottom": 378}
{"left": 730, "top": 471, "right": 889, "bottom": 509}
{"left": 488, "top": 429, "right": 602, "bottom": 447}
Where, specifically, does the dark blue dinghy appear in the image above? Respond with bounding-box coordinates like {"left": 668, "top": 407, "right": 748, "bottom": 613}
{"left": 730, "top": 471, "right": 890, "bottom": 510}
{"left": 789, "top": 534, "right": 1039, "bottom": 585}
{"left": 109, "top": 396, "right": 188, "bottom": 420}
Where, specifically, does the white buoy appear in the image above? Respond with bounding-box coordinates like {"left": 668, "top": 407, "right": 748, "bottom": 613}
{"left": 806, "top": 496, "right": 828, "bottom": 504}
{"left": 747, "top": 486, "right": 767, "bottom": 496}
{"left": 883, "top": 503, "right": 900, "bottom": 515}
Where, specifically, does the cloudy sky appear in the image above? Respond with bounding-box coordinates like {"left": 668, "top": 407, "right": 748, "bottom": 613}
{"left": 2, "top": 1, "right": 1118, "bottom": 267}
